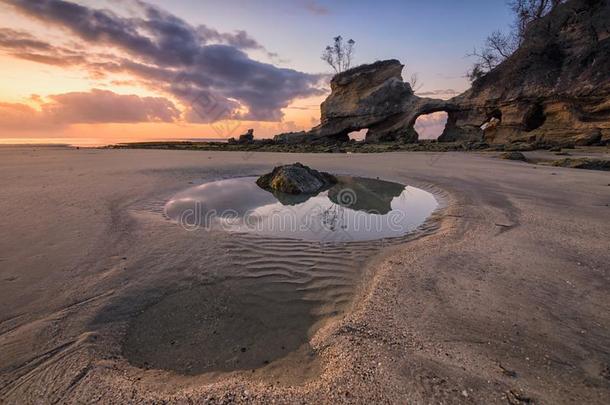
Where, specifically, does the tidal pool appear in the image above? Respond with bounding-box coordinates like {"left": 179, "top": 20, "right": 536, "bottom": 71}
{"left": 164, "top": 176, "right": 438, "bottom": 242}
{"left": 124, "top": 175, "right": 439, "bottom": 376}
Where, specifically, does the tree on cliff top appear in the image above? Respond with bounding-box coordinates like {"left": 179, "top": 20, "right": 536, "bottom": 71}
{"left": 321, "top": 36, "right": 356, "bottom": 73}
{"left": 467, "top": 0, "right": 566, "bottom": 82}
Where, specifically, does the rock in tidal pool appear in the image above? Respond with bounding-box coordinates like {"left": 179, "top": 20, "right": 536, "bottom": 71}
{"left": 256, "top": 163, "right": 337, "bottom": 194}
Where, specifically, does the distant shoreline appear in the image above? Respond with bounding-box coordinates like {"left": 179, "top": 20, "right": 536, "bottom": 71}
{"left": 0, "top": 138, "right": 230, "bottom": 148}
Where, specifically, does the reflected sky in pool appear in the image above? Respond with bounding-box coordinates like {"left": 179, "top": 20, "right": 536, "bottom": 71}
{"left": 164, "top": 176, "right": 438, "bottom": 242}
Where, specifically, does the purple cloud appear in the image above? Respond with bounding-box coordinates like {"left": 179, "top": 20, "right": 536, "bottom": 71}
{"left": 416, "top": 89, "right": 460, "bottom": 99}
{"left": 0, "top": 0, "right": 324, "bottom": 122}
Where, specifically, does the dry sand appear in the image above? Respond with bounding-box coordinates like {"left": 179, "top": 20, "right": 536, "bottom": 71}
{"left": 0, "top": 146, "right": 608, "bottom": 404}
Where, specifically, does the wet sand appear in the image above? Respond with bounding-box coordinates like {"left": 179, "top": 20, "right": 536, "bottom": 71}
{"left": 0, "top": 146, "right": 609, "bottom": 404}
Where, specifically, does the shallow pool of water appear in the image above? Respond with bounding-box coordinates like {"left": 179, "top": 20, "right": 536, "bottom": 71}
{"left": 164, "top": 176, "right": 438, "bottom": 242}
{"left": 123, "top": 175, "right": 440, "bottom": 376}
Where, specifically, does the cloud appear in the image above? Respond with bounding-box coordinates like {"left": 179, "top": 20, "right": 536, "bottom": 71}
{"left": 0, "top": 28, "right": 50, "bottom": 51}
{"left": 1, "top": 0, "right": 324, "bottom": 122}
{"left": 0, "top": 27, "right": 87, "bottom": 66}
{"left": 302, "top": 0, "right": 329, "bottom": 15}
{"left": 0, "top": 89, "right": 179, "bottom": 130}
{"left": 416, "top": 89, "right": 460, "bottom": 99}
{"left": 48, "top": 89, "right": 180, "bottom": 123}
{"left": 131, "top": 0, "right": 267, "bottom": 51}
{"left": 0, "top": 27, "right": 113, "bottom": 68}
{"left": 196, "top": 26, "right": 263, "bottom": 51}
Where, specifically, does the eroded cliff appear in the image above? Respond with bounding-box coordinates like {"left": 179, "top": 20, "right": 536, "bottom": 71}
{"left": 441, "top": 0, "right": 610, "bottom": 146}
{"left": 276, "top": 0, "right": 609, "bottom": 147}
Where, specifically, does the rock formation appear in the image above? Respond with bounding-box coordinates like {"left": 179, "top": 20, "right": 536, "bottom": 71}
{"left": 275, "top": 0, "right": 609, "bottom": 147}
{"left": 256, "top": 163, "right": 337, "bottom": 195}
{"left": 228, "top": 129, "right": 255, "bottom": 144}
{"left": 440, "top": 0, "right": 610, "bottom": 146}
{"left": 500, "top": 151, "right": 527, "bottom": 161}
{"left": 239, "top": 129, "right": 255, "bottom": 143}
{"left": 550, "top": 157, "right": 610, "bottom": 170}
{"left": 275, "top": 60, "right": 452, "bottom": 144}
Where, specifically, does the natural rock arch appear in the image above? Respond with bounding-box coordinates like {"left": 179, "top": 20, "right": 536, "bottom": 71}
{"left": 275, "top": 60, "right": 455, "bottom": 144}
{"left": 276, "top": 0, "right": 609, "bottom": 147}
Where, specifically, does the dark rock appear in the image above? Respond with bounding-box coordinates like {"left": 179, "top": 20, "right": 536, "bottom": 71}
{"left": 273, "top": 131, "right": 309, "bottom": 144}
{"left": 238, "top": 129, "right": 254, "bottom": 144}
{"left": 256, "top": 163, "right": 337, "bottom": 194}
{"left": 550, "top": 158, "right": 610, "bottom": 171}
{"left": 500, "top": 151, "right": 527, "bottom": 161}
{"left": 574, "top": 130, "right": 602, "bottom": 146}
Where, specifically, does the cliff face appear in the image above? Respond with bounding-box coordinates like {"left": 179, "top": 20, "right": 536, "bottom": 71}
{"left": 442, "top": 0, "right": 610, "bottom": 146}
{"left": 276, "top": 0, "right": 609, "bottom": 146}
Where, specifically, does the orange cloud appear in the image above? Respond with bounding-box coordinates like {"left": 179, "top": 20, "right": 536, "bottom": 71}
{"left": 0, "top": 89, "right": 179, "bottom": 131}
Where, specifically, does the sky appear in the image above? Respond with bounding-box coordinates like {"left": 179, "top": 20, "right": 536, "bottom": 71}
{"left": 0, "top": 0, "right": 514, "bottom": 145}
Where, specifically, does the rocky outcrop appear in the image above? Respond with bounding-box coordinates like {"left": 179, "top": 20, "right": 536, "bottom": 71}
{"left": 500, "top": 151, "right": 527, "bottom": 161}
{"left": 228, "top": 129, "right": 255, "bottom": 144}
{"left": 239, "top": 129, "right": 254, "bottom": 143}
{"left": 275, "top": 60, "right": 452, "bottom": 144}
{"left": 256, "top": 163, "right": 337, "bottom": 195}
{"left": 441, "top": 0, "right": 610, "bottom": 146}
{"left": 275, "top": 0, "right": 608, "bottom": 147}
{"left": 550, "top": 157, "right": 610, "bottom": 171}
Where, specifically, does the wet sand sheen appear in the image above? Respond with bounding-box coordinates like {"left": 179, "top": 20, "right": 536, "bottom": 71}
{"left": 123, "top": 281, "right": 317, "bottom": 375}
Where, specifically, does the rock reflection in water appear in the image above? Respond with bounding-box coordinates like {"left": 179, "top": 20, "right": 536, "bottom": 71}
{"left": 329, "top": 176, "right": 405, "bottom": 215}
{"left": 164, "top": 176, "right": 437, "bottom": 242}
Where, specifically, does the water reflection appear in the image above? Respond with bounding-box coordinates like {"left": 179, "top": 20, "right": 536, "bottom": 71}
{"left": 329, "top": 176, "right": 405, "bottom": 215}
{"left": 164, "top": 176, "right": 438, "bottom": 242}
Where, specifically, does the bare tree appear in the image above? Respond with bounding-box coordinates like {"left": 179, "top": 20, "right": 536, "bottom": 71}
{"left": 321, "top": 36, "right": 356, "bottom": 73}
{"left": 510, "top": 0, "right": 564, "bottom": 40}
{"left": 409, "top": 72, "right": 424, "bottom": 93}
{"left": 467, "top": 46, "right": 500, "bottom": 72}
{"left": 467, "top": 0, "right": 566, "bottom": 82}
{"left": 487, "top": 30, "right": 518, "bottom": 59}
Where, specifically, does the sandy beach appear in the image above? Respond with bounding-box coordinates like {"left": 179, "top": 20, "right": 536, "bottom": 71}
{"left": 0, "top": 146, "right": 609, "bottom": 404}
